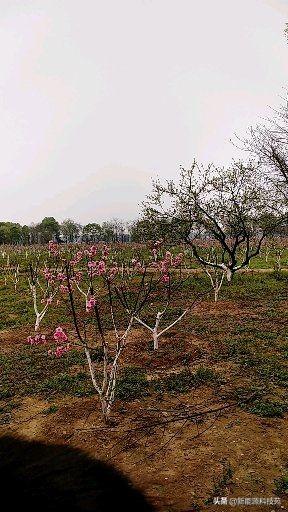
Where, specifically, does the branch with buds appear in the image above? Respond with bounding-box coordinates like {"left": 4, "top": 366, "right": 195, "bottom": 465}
{"left": 115, "top": 248, "right": 209, "bottom": 350}
{"left": 28, "top": 258, "right": 61, "bottom": 331}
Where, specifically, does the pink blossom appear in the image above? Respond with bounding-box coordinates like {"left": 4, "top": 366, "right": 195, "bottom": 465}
{"left": 70, "top": 251, "right": 83, "bottom": 267}
{"left": 86, "top": 296, "right": 96, "bottom": 312}
{"left": 48, "top": 344, "right": 71, "bottom": 357}
{"left": 133, "top": 261, "right": 145, "bottom": 274}
{"left": 90, "top": 245, "right": 98, "bottom": 256}
{"left": 161, "top": 260, "right": 169, "bottom": 273}
{"left": 26, "top": 334, "right": 46, "bottom": 345}
{"left": 53, "top": 327, "right": 68, "bottom": 343}
{"left": 162, "top": 274, "right": 170, "bottom": 283}
{"left": 102, "top": 245, "right": 110, "bottom": 259}
{"left": 60, "top": 284, "right": 69, "bottom": 293}
{"left": 48, "top": 241, "right": 58, "bottom": 255}
{"left": 97, "top": 260, "right": 106, "bottom": 275}
{"left": 43, "top": 268, "right": 55, "bottom": 282}
{"left": 165, "top": 251, "right": 172, "bottom": 264}
{"left": 73, "top": 271, "right": 83, "bottom": 283}
{"left": 172, "top": 253, "right": 184, "bottom": 267}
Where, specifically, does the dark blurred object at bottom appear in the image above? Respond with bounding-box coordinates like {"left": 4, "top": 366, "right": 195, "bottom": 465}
{"left": 0, "top": 435, "right": 155, "bottom": 511}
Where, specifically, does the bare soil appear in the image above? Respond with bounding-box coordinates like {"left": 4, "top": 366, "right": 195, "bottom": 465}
{"left": 1, "top": 294, "right": 288, "bottom": 511}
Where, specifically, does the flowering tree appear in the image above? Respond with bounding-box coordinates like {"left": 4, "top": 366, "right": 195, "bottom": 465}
{"left": 27, "top": 244, "right": 141, "bottom": 422}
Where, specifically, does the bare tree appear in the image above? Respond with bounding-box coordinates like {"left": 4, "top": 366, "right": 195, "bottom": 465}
{"left": 237, "top": 96, "right": 288, "bottom": 202}
{"left": 144, "top": 160, "right": 281, "bottom": 281}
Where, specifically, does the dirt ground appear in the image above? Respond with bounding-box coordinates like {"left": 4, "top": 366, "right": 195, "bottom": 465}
{"left": 1, "top": 284, "right": 288, "bottom": 511}
{"left": 1, "top": 392, "right": 287, "bottom": 512}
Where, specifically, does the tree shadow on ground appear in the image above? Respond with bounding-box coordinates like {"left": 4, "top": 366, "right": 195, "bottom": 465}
{"left": 0, "top": 435, "right": 155, "bottom": 511}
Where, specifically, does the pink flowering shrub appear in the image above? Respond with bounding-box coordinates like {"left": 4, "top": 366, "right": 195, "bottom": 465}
{"left": 25, "top": 242, "right": 137, "bottom": 422}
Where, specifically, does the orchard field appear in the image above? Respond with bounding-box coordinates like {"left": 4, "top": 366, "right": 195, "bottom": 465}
{"left": 0, "top": 241, "right": 288, "bottom": 511}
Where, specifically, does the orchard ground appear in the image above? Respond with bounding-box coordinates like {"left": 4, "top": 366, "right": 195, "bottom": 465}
{"left": 0, "top": 255, "right": 288, "bottom": 511}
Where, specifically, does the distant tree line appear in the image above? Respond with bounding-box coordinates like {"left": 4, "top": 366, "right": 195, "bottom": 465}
{"left": 1, "top": 205, "right": 287, "bottom": 246}
{"left": 0, "top": 218, "right": 139, "bottom": 245}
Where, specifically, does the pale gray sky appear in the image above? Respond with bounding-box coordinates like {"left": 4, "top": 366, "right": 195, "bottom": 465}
{"left": 0, "top": 0, "right": 287, "bottom": 225}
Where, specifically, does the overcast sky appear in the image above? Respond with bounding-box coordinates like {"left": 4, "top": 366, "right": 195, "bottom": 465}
{"left": 0, "top": 0, "right": 287, "bottom": 225}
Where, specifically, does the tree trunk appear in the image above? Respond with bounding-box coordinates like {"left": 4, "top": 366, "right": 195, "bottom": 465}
{"left": 152, "top": 329, "right": 159, "bottom": 350}
{"left": 226, "top": 268, "right": 233, "bottom": 282}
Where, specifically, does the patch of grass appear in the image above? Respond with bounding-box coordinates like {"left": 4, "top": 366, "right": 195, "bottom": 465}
{"left": 246, "top": 399, "right": 287, "bottom": 418}
{"left": 0, "top": 353, "right": 10, "bottom": 366}
{"left": 230, "top": 385, "right": 266, "bottom": 405}
{"left": 274, "top": 474, "right": 288, "bottom": 495}
{"left": 239, "top": 352, "right": 288, "bottom": 388}
{"left": 0, "top": 401, "right": 20, "bottom": 425}
{"left": 0, "top": 414, "right": 11, "bottom": 425}
{"left": 189, "top": 503, "right": 202, "bottom": 512}
{"left": 65, "top": 349, "right": 86, "bottom": 365}
{"left": 39, "top": 372, "right": 94, "bottom": 397}
{"left": 0, "top": 346, "right": 91, "bottom": 398}
{"left": 194, "top": 367, "right": 217, "bottom": 384}
{"left": 154, "top": 367, "right": 218, "bottom": 394}
{"left": 89, "top": 347, "right": 114, "bottom": 364}
{"left": 254, "top": 331, "right": 278, "bottom": 341}
{"left": 0, "top": 401, "right": 19, "bottom": 414}
{"left": 280, "top": 343, "right": 288, "bottom": 359}
{"left": 213, "top": 337, "right": 251, "bottom": 361}
{"left": 90, "top": 347, "right": 104, "bottom": 362}
{"left": 43, "top": 405, "right": 58, "bottom": 415}
{"left": 116, "top": 366, "right": 149, "bottom": 401}
{"left": 0, "top": 385, "right": 13, "bottom": 400}
{"left": 272, "top": 270, "right": 288, "bottom": 282}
